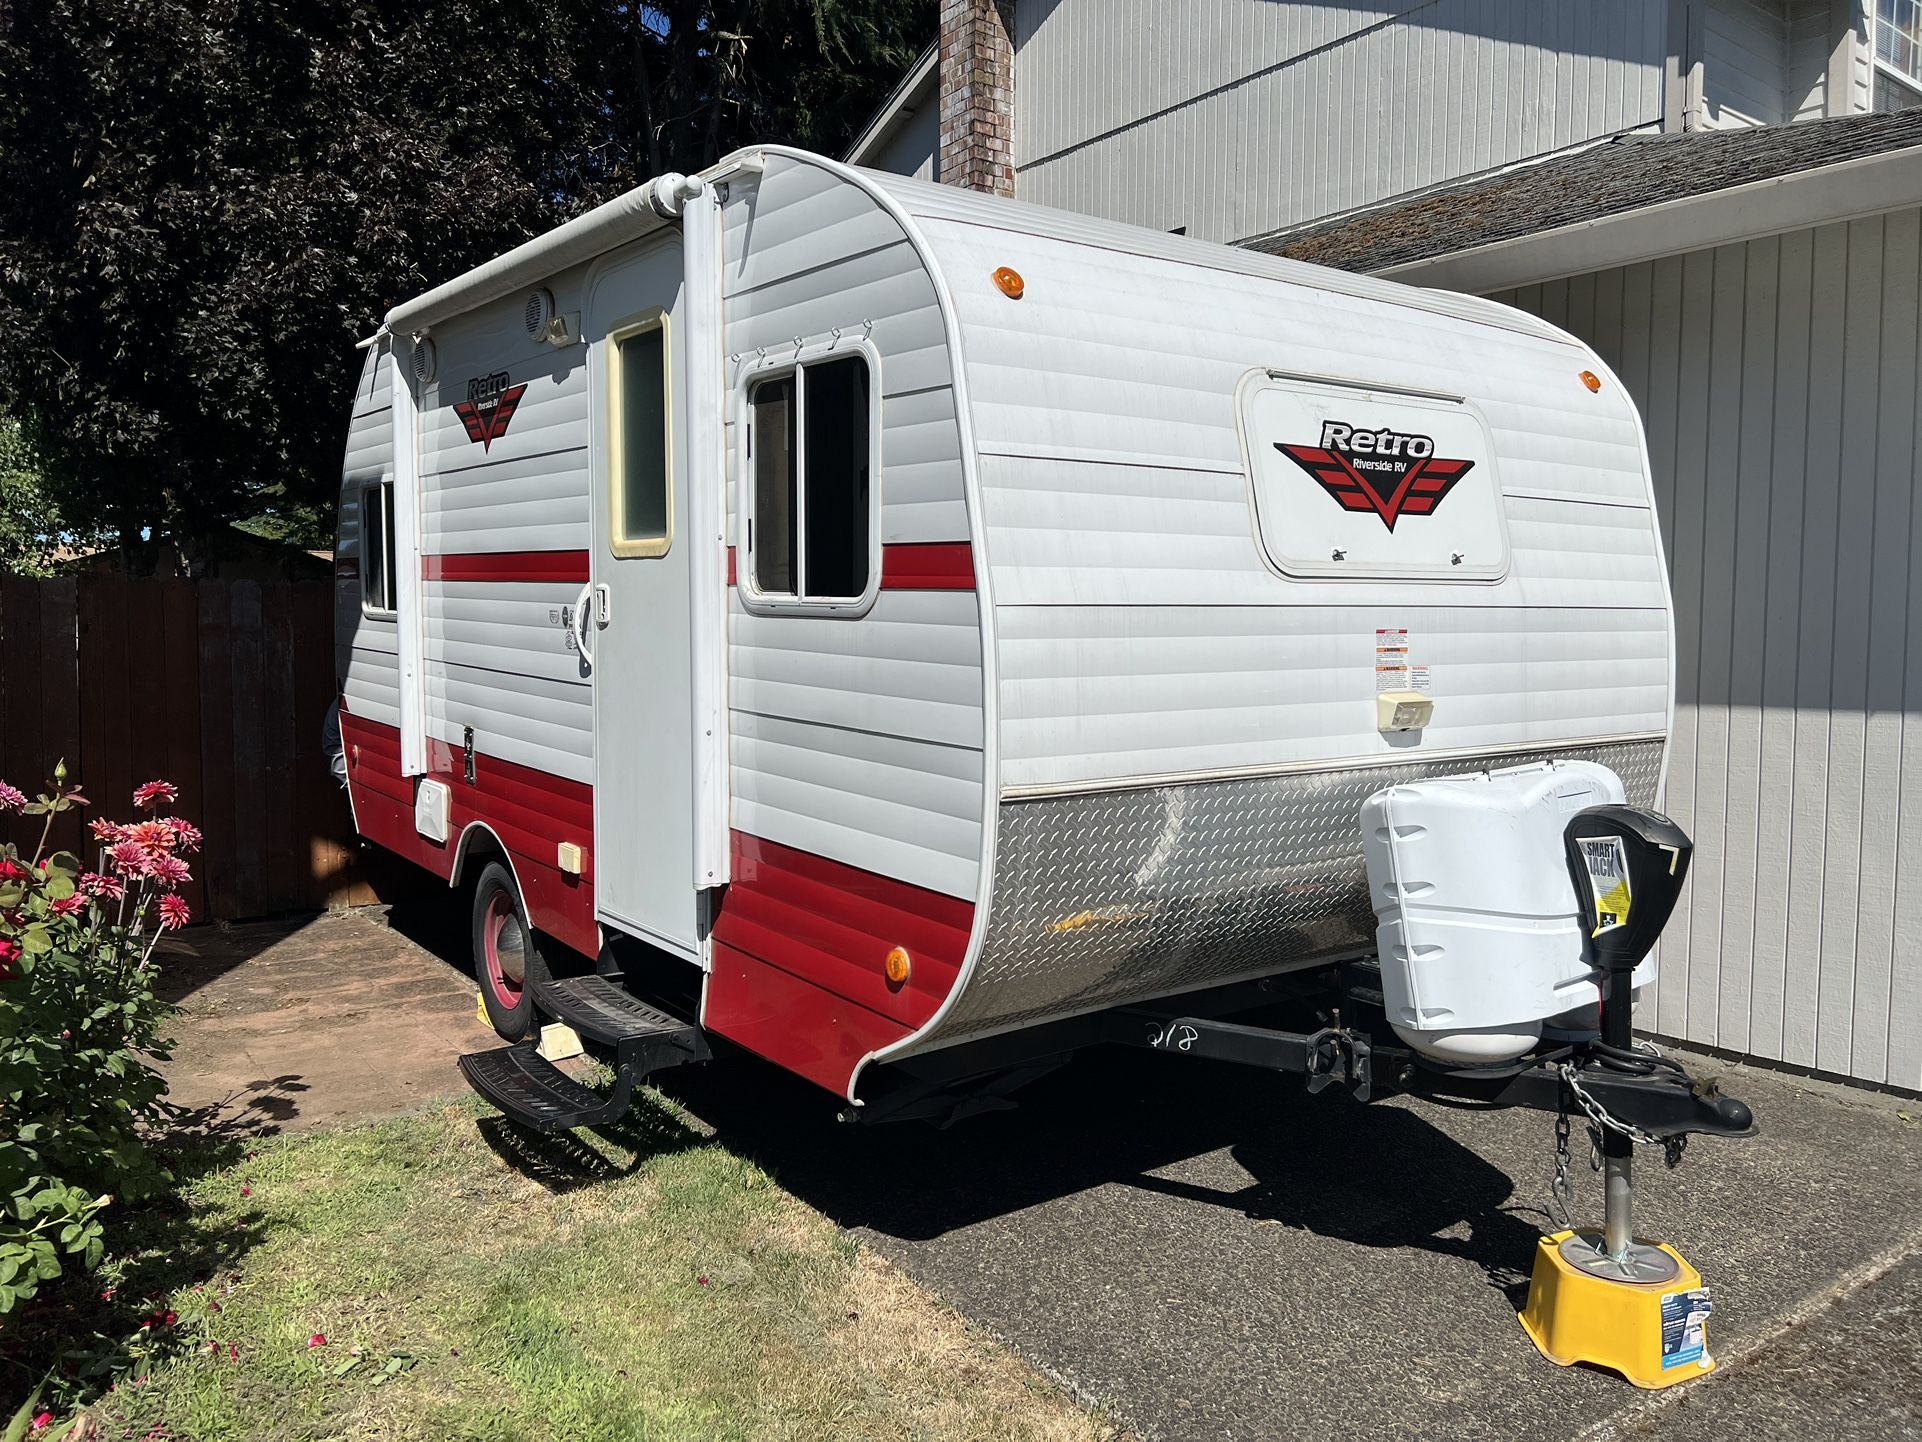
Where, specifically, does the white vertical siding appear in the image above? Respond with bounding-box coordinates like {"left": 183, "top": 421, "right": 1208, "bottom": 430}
{"left": 1492, "top": 208, "right": 1922, "bottom": 1090}
{"left": 722, "top": 155, "right": 985, "bottom": 900}
{"left": 1699, "top": 0, "right": 1791, "bottom": 127}
{"left": 1012, "top": 0, "right": 1669, "bottom": 243}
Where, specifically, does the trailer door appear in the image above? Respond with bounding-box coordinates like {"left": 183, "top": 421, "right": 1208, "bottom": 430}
{"left": 584, "top": 234, "right": 699, "bottom": 958}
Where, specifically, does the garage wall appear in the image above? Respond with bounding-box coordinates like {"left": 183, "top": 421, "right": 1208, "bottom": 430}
{"left": 1490, "top": 207, "right": 1922, "bottom": 1089}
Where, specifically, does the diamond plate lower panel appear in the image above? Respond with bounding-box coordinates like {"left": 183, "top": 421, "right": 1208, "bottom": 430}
{"left": 908, "top": 740, "right": 1663, "bottom": 1052}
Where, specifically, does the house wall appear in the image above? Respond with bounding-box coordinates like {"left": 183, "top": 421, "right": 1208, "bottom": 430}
{"left": 866, "top": 101, "right": 939, "bottom": 181}
{"left": 1010, "top": 0, "right": 1670, "bottom": 243}
{"left": 1700, "top": 0, "right": 1791, "bottom": 127}
{"left": 1489, "top": 206, "right": 1922, "bottom": 1090}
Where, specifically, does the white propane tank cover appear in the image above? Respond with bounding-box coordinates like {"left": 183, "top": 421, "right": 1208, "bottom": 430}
{"left": 1360, "top": 760, "right": 1629, "bottom": 1066}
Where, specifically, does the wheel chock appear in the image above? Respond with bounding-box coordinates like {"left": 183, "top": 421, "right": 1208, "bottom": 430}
{"left": 1519, "top": 1229, "right": 1714, "bottom": 1389}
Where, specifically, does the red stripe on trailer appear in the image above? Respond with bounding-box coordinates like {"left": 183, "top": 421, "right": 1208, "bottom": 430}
{"left": 422, "top": 551, "right": 591, "bottom": 583}
{"left": 705, "top": 832, "right": 975, "bottom": 1096}
{"left": 707, "top": 943, "right": 912, "bottom": 1098}
{"left": 880, "top": 542, "right": 975, "bottom": 590}
{"left": 723, "top": 543, "right": 975, "bottom": 591}
{"left": 339, "top": 711, "right": 599, "bottom": 960}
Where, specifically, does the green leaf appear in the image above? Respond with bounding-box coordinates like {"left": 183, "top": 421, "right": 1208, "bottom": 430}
{"left": 45, "top": 852, "right": 81, "bottom": 878}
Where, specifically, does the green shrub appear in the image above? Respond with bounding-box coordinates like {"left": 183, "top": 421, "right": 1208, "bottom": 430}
{"left": 0, "top": 766, "right": 195, "bottom": 1314}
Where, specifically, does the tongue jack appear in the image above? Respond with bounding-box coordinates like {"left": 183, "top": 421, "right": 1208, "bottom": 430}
{"left": 1519, "top": 806, "right": 1721, "bottom": 1388}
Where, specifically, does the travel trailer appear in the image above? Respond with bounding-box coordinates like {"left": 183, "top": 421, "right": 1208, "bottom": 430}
{"left": 334, "top": 146, "right": 1747, "bottom": 1155}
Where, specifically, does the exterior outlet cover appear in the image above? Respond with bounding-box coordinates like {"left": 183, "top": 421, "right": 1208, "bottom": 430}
{"left": 1377, "top": 690, "right": 1433, "bottom": 732}
{"left": 414, "top": 778, "right": 451, "bottom": 844}
{"left": 557, "top": 841, "right": 585, "bottom": 875}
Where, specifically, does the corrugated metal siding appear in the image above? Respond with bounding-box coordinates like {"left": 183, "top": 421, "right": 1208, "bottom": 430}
{"left": 1700, "top": 0, "right": 1791, "bottom": 127}
{"left": 722, "top": 155, "right": 985, "bottom": 899}
{"left": 338, "top": 344, "right": 400, "bottom": 728}
{"left": 1012, "top": 0, "right": 1669, "bottom": 242}
{"left": 1491, "top": 207, "right": 1922, "bottom": 1090}
{"left": 898, "top": 205, "right": 1671, "bottom": 792}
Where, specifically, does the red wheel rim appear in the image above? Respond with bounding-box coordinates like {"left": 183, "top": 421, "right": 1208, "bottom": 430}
{"left": 481, "top": 889, "right": 526, "bottom": 1009}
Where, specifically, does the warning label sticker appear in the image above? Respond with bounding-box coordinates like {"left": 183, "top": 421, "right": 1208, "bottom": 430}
{"left": 1661, "top": 1288, "right": 1713, "bottom": 1370}
{"left": 1375, "top": 628, "right": 1411, "bottom": 694}
{"left": 1578, "top": 834, "right": 1632, "bottom": 935}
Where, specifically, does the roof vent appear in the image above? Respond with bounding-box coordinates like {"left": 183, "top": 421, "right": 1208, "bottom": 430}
{"left": 524, "top": 288, "right": 556, "bottom": 340}
{"left": 411, "top": 336, "right": 437, "bottom": 385}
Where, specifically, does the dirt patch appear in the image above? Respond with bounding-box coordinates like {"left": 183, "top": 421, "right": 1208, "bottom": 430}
{"left": 156, "top": 905, "right": 490, "bottom": 1137}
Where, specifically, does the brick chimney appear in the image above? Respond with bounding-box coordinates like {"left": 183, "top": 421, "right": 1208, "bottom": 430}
{"left": 937, "top": 0, "right": 1015, "bottom": 196}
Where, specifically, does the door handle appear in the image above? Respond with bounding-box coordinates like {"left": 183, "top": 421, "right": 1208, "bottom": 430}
{"left": 573, "top": 581, "right": 594, "bottom": 667}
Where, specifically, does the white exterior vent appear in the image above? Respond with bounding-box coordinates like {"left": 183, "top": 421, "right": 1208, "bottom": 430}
{"left": 524, "top": 288, "right": 556, "bottom": 340}
{"left": 410, "top": 336, "right": 437, "bottom": 386}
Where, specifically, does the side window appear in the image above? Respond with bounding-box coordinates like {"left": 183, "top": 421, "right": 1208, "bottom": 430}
{"left": 360, "top": 480, "right": 397, "bottom": 617}
{"left": 610, "top": 316, "right": 671, "bottom": 557}
{"left": 746, "top": 354, "right": 874, "bottom": 604}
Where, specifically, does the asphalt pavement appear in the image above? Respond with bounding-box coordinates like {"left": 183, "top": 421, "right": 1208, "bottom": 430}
{"left": 661, "top": 1029, "right": 1922, "bottom": 1442}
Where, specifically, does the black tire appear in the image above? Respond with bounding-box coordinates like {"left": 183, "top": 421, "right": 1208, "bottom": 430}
{"left": 471, "top": 860, "right": 549, "bottom": 1041}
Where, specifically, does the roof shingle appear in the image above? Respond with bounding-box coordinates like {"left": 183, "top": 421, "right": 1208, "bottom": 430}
{"left": 1246, "top": 111, "right": 1922, "bottom": 273}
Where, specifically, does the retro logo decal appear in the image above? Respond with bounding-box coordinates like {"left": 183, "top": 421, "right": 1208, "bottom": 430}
{"left": 1276, "top": 420, "right": 1476, "bottom": 531}
{"left": 452, "top": 371, "right": 526, "bottom": 452}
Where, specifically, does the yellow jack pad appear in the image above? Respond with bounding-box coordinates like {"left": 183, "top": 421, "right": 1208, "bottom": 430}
{"left": 1519, "top": 1230, "right": 1715, "bottom": 1389}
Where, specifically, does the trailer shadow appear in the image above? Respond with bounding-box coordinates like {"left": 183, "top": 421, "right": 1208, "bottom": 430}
{"left": 656, "top": 1044, "right": 1544, "bottom": 1307}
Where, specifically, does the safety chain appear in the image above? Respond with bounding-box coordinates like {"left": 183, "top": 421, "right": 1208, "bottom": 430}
{"left": 1560, "top": 1061, "right": 1690, "bottom": 1169}
{"left": 1549, "top": 1093, "right": 1574, "bottom": 1225}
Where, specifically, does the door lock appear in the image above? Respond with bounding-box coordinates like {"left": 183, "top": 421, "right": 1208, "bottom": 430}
{"left": 593, "top": 583, "right": 611, "bottom": 627}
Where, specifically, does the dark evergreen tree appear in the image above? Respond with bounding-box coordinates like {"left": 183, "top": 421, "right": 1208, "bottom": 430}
{"left": 0, "top": 0, "right": 932, "bottom": 565}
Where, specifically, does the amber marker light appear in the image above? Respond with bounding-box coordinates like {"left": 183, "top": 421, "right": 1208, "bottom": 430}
{"left": 884, "top": 946, "right": 912, "bottom": 986}
{"left": 992, "top": 266, "right": 1025, "bottom": 299}
{"left": 1579, "top": 369, "right": 1602, "bottom": 393}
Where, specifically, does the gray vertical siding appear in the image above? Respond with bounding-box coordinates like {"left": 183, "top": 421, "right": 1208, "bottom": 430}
{"left": 1491, "top": 207, "right": 1922, "bottom": 1089}
{"left": 1700, "top": 0, "right": 1791, "bottom": 127}
{"left": 1013, "top": 0, "right": 1668, "bottom": 243}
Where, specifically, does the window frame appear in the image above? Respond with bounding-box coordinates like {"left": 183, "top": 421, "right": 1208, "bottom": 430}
{"left": 735, "top": 338, "right": 883, "bottom": 619}
{"left": 1876, "top": 0, "right": 1922, "bottom": 100}
{"left": 605, "top": 307, "right": 675, "bottom": 560}
{"left": 359, "top": 478, "right": 398, "bottom": 619}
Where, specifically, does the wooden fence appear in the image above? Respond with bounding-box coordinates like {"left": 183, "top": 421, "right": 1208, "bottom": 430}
{"left": 0, "top": 577, "right": 382, "bottom": 919}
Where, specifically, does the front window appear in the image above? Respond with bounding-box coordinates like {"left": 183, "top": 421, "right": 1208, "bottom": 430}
{"left": 745, "top": 353, "right": 875, "bottom": 604}
{"left": 1876, "top": 0, "right": 1922, "bottom": 108}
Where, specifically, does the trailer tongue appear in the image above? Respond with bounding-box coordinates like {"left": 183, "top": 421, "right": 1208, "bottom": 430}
{"left": 1107, "top": 766, "right": 1755, "bottom": 1389}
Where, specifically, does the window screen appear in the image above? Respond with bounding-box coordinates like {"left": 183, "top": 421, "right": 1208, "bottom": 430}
{"left": 612, "top": 323, "right": 670, "bottom": 555}
{"left": 361, "top": 482, "right": 396, "bottom": 615}
{"left": 748, "top": 354, "right": 872, "bottom": 603}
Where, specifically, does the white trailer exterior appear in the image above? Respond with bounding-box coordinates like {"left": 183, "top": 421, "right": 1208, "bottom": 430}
{"left": 336, "top": 148, "right": 1673, "bottom": 1103}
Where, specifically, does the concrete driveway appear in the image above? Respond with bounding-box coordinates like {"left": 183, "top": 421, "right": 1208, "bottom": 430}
{"left": 660, "top": 1030, "right": 1922, "bottom": 1442}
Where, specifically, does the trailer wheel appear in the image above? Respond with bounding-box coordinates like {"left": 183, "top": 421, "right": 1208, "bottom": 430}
{"left": 472, "top": 861, "right": 548, "bottom": 1041}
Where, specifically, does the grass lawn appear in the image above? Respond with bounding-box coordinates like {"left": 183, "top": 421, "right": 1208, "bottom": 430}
{"left": 14, "top": 1093, "right": 1116, "bottom": 1442}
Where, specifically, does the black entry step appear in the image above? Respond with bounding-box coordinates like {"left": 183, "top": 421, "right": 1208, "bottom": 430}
{"left": 461, "top": 977, "right": 709, "bottom": 1131}
{"left": 458, "top": 1045, "right": 635, "bottom": 1132}
{"left": 538, "top": 974, "right": 704, "bottom": 1058}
